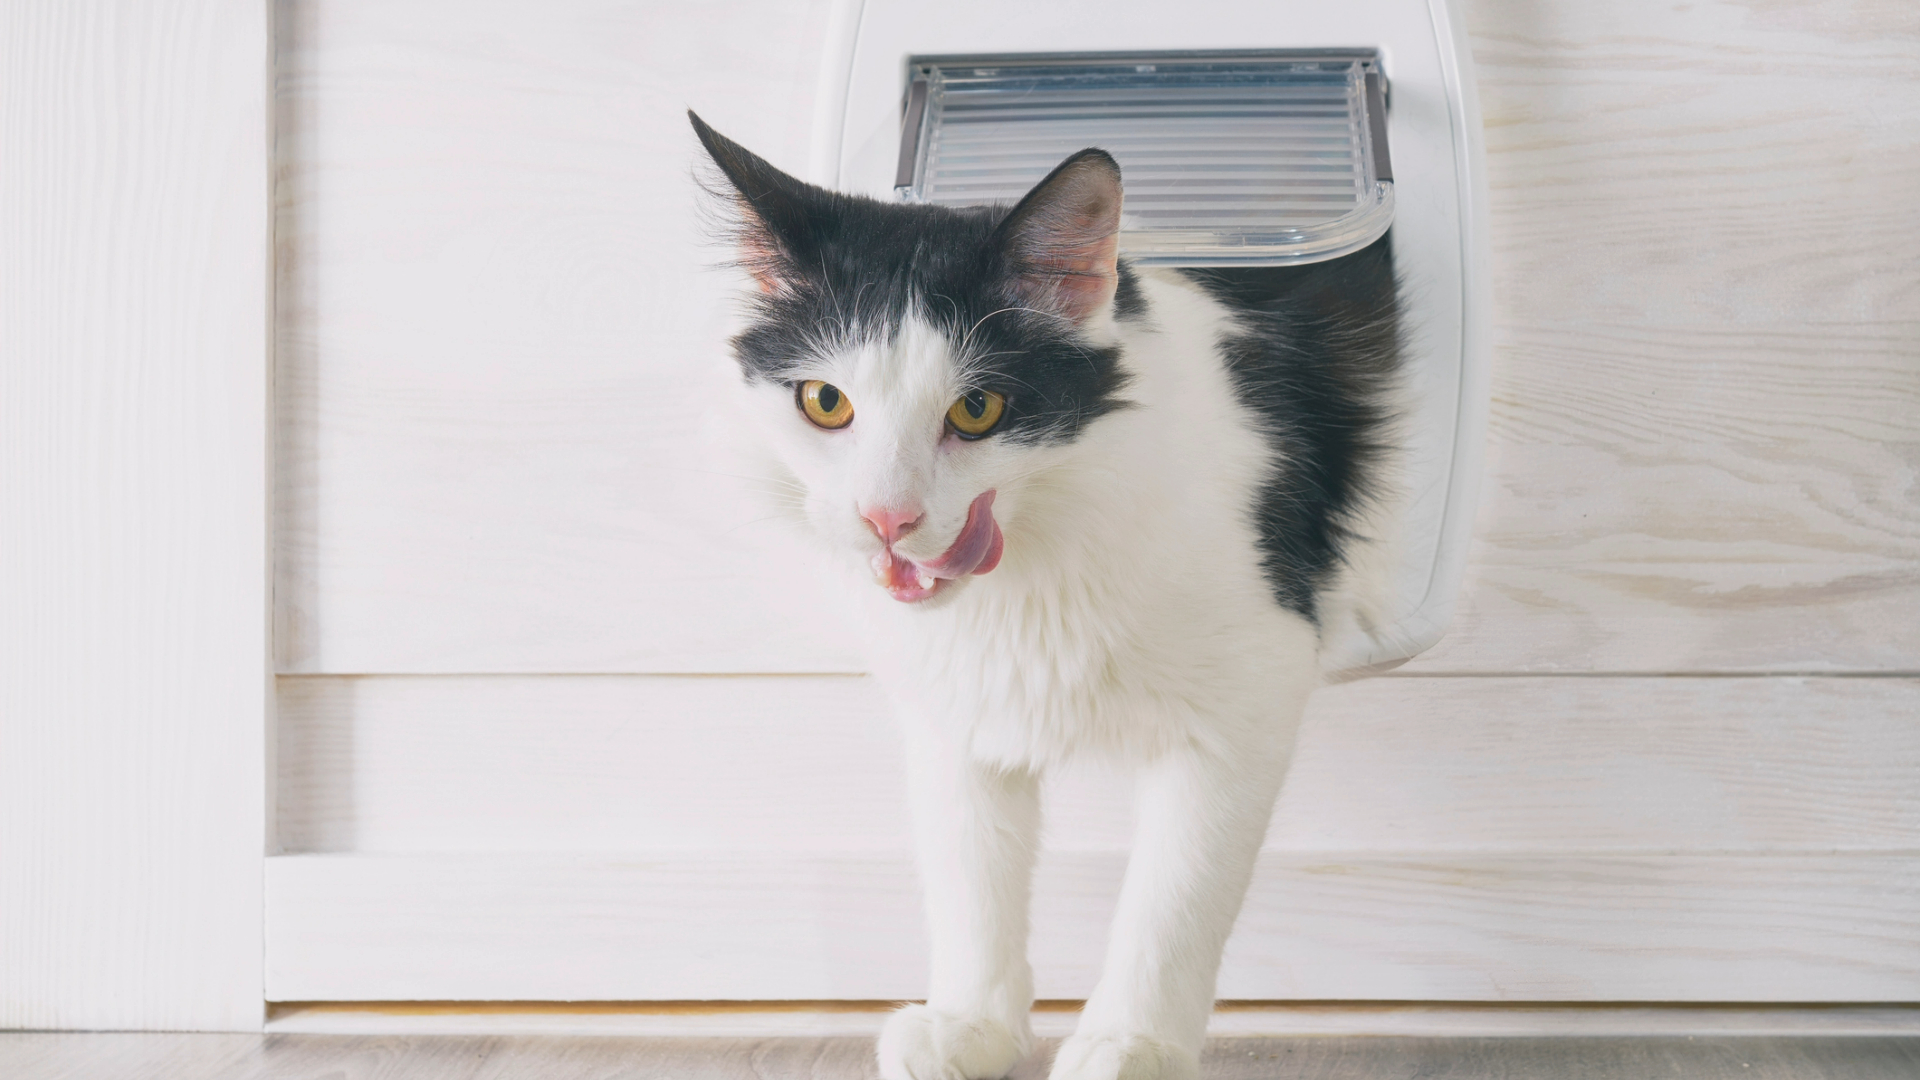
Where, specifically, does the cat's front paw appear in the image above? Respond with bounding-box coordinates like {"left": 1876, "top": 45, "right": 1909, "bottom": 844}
{"left": 878, "top": 1003, "right": 1032, "bottom": 1080}
{"left": 1048, "top": 1032, "right": 1197, "bottom": 1080}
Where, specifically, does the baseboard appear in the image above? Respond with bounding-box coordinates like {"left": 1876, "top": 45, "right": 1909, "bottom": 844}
{"left": 264, "top": 1001, "right": 1920, "bottom": 1038}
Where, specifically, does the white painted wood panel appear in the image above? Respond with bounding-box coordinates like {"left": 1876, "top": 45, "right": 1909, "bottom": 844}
{"left": 273, "top": 0, "right": 861, "bottom": 675}
{"left": 1406, "top": 0, "right": 1920, "bottom": 673}
{"left": 264, "top": 852, "right": 1920, "bottom": 1001}
{"left": 276, "top": 674, "right": 1920, "bottom": 855}
{"left": 0, "top": 0, "right": 270, "bottom": 1031}
{"left": 276, "top": 0, "right": 1920, "bottom": 676}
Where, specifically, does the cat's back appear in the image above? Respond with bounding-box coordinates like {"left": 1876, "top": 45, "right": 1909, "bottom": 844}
{"left": 1174, "top": 236, "right": 1402, "bottom": 630}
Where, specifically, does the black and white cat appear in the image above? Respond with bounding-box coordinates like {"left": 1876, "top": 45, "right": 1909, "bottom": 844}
{"left": 690, "top": 111, "right": 1402, "bottom": 1080}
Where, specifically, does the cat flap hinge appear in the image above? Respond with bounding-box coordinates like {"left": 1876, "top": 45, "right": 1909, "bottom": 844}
{"left": 895, "top": 50, "right": 1395, "bottom": 267}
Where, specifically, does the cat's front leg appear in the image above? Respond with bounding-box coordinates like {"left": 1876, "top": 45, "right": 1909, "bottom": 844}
{"left": 878, "top": 727, "right": 1042, "bottom": 1080}
{"left": 1052, "top": 729, "right": 1293, "bottom": 1080}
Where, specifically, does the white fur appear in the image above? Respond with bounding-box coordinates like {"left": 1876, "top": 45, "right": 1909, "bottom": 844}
{"left": 725, "top": 269, "right": 1373, "bottom": 1080}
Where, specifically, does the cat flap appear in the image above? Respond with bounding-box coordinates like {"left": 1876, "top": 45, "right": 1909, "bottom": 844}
{"left": 895, "top": 51, "right": 1394, "bottom": 267}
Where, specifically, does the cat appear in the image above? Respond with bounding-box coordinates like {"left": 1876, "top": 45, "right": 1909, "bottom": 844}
{"left": 689, "top": 110, "right": 1401, "bottom": 1080}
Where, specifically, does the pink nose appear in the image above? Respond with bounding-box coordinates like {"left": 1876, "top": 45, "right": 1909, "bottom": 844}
{"left": 860, "top": 505, "right": 923, "bottom": 545}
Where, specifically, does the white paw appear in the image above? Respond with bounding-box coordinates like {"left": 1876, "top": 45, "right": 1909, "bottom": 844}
{"left": 1048, "top": 1033, "right": 1198, "bottom": 1080}
{"left": 877, "top": 1003, "right": 1032, "bottom": 1080}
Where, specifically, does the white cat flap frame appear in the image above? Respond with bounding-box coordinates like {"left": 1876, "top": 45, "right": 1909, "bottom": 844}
{"left": 813, "top": 0, "right": 1490, "bottom": 673}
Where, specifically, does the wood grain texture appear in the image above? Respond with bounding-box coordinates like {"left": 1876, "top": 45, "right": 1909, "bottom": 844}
{"left": 0, "top": 0, "right": 269, "bottom": 1031}
{"left": 5, "top": 1032, "right": 1920, "bottom": 1080}
{"left": 1404, "top": 0, "right": 1920, "bottom": 673}
{"left": 273, "top": 0, "right": 1920, "bottom": 675}
{"left": 260, "top": 0, "right": 1920, "bottom": 1014}
{"left": 275, "top": 674, "right": 1920, "bottom": 855}
{"left": 272, "top": 0, "right": 859, "bottom": 675}
{"left": 0, "top": 1034, "right": 263, "bottom": 1080}
{"left": 264, "top": 851, "right": 1920, "bottom": 1001}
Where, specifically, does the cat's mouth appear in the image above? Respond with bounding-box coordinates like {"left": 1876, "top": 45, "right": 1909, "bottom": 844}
{"left": 869, "top": 489, "right": 1004, "bottom": 603}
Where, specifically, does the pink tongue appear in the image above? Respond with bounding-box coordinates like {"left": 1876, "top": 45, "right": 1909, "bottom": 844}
{"left": 923, "top": 490, "right": 1001, "bottom": 578}
{"left": 879, "top": 490, "right": 1002, "bottom": 593}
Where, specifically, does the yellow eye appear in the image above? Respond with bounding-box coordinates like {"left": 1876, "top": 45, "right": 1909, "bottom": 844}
{"left": 799, "top": 380, "right": 853, "bottom": 429}
{"left": 947, "top": 389, "right": 1005, "bottom": 438}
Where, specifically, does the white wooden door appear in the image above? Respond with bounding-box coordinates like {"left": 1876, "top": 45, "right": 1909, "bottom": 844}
{"left": 259, "top": 0, "right": 1920, "bottom": 1005}
{"left": 11, "top": 0, "right": 1907, "bottom": 1032}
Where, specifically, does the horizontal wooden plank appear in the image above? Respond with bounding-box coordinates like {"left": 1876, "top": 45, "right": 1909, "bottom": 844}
{"left": 264, "top": 851, "right": 1920, "bottom": 1001}
{"left": 275, "top": 674, "right": 1920, "bottom": 855}
{"left": 1406, "top": 334, "right": 1920, "bottom": 676}
{"left": 1467, "top": 0, "right": 1920, "bottom": 328}
{"left": 276, "top": 0, "right": 1920, "bottom": 675}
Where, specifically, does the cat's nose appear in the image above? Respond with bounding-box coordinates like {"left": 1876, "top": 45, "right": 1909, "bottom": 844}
{"left": 860, "top": 504, "right": 923, "bottom": 545}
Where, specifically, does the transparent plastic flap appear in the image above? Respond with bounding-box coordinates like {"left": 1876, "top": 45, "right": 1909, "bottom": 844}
{"left": 898, "top": 51, "right": 1394, "bottom": 267}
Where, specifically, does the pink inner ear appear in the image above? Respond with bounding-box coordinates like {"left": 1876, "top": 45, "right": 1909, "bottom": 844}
{"left": 741, "top": 238, "right": 786, "bottom": 295}
{"left": 1026, "top": 219, "right": 1119, "bottom": 322}
{"left": 733, "top": 196, "right": 793, "bottom": 296}
{"left": 1005, "top": 158, "right": 1123, "bottom": 324}
{"left": 745, "top": 247, "right": 784, "bottom": 294}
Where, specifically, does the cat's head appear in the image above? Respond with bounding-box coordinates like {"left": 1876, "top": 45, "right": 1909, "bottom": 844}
{"left": 691, "top": 111, "right": 1136, "bottom": 606}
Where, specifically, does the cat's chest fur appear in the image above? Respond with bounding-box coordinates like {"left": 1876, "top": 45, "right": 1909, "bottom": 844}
{"left": 850, "top": 270, "right": 1325, "bottom": 768}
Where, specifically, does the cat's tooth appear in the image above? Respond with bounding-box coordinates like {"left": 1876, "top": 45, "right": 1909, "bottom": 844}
{"left": 917, "top": 572, "right": 935, "bottom": 591}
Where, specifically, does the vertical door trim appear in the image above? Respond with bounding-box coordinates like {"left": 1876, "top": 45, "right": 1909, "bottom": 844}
{"left": 0, "top": 0, "right": 273, "bottom": 1032}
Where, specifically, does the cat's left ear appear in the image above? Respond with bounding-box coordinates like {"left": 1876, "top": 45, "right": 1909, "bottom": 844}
{"left": 993, "top": 149, "right": 1123, "bottom": 324}
{"left": 689, "top": 110, "right": 822, "bottom": 295}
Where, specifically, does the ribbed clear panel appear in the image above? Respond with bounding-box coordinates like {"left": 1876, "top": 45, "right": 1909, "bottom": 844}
{"left": 904, "top": 55, "right": 1393, "bottom": 266}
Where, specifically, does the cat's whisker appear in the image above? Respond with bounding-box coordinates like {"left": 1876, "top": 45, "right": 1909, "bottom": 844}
{"left": 956, "top": 306, "right": 1050, "bottom": 362}
{"left": 656, "top": 464, "right": 811, "bottom": 495}
{"left": 926, "top": 291, "right": 961, "bottom": 327}
{"left": 963, "top": 367, "right": 1045, "bottom": 401}
{"left": 816, "top": 254, "right": 851, "bottom": 340}
{"left": 719, "top": 512, "right": 803, "bottom": 537}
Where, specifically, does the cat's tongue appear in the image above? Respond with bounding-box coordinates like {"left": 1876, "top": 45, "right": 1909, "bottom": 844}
{"left": 873, "top": 490, "right": 1003, "bottom": 603}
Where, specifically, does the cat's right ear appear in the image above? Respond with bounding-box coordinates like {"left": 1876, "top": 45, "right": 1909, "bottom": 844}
{"left": 992, "top": 148, "right": 1124, "bottom": 325}
{"left": 689, "top": 111, "right": 818, "bottom": 295}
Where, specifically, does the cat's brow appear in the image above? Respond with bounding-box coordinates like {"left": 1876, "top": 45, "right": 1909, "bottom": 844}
{"left": 957, "top": 305, "right": 1059, "bottom": 365}
{"left": 955, "top": 361, "right": 1046, "bottom": 404}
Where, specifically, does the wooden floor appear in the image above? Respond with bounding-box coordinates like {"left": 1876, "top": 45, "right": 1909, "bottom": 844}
{"left": 3, "top": 1034, "right": 1918, "bottom": 1080}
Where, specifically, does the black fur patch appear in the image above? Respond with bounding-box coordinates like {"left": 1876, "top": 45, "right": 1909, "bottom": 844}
{"left": 693, "top": 113, "right": 1132, "bottom": 446}
{"left": 1181, "top": 236, "right": 1401, "bottom": 623}
{"left": 1112, "top": 263, "right": 1147, "bottom": 322}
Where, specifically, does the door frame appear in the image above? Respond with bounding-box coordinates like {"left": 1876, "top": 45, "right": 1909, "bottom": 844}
{"left": 0, "top": 0, "right": 272, "bottom": 1032}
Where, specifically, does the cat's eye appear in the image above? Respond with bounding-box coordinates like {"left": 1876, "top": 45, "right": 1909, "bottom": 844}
{"left": 799, "top": 380, "right": 853, "bottom": 430}
{"left": 947, "top": 389, "right": 1005, "bottom": 438}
